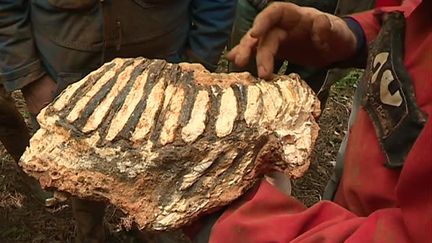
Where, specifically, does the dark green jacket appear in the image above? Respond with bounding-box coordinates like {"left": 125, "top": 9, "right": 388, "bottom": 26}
{"left": 0, "top": 0, "right": 235, "bottom": 92}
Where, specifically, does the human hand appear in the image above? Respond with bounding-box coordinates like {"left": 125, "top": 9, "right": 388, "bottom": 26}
{"left": 22, "top": 74, "right": 58, "bottom": 116}
{"left": 227, "top": 2, "right": 358, "bottom": 79}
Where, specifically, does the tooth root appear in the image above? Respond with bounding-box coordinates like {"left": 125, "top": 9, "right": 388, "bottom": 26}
{"left": 66, "top": 59, "right": 126, "bottom": 123}
{"left": 276, "top": 80, "right": 298, "bottom": 113}
{"left": 53, "top": 77, "right": 87, "bottom": 111}
{"left": 132, "top": 78, "right": 166, "bottom": 141}
{"left": 256, "top": 82, "right": 284, "bottom": 125}
{"left": 82, "top": 59, "right": 143, "bottom": 133}
{"left": 181, "top": 90, "right": 210, "bottom": 143}
{"left": 106, "top": 71, "right": 149, "bottom": 141}
{"left": 215, "top": 87, "right": 237, "bottom": 138}
{"left": 159, "top": 87, "right": 185, "bottom": 145}
{"left": 244, "top": 85, "right": 262, "bottom": 126}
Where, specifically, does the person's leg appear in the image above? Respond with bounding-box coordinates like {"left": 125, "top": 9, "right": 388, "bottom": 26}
{"left": 0, "top": 85, "right": 31, "bottom": 162}
{"left": 22, "top": 77, "right": 107, "bottom": 240}
{"left": 0, "top": 85, "right": 57, "bottom": 205}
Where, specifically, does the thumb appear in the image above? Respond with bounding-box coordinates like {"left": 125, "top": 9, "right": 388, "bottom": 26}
{"left": 226, "top": 32, "right": 258, "bottom": 67}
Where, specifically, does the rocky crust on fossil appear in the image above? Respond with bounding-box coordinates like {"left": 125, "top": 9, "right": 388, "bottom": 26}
{"left": 20, "top": 58, "right": 320, "bottom": 230}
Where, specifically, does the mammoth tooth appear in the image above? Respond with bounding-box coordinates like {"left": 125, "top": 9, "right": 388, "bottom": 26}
{"left": 20, "top": 58, "right": 320, "bottom": 231}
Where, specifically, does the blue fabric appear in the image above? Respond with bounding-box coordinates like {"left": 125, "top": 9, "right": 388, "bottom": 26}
{"left": 0, "top": 0, "right": 46, "bottom": 92}
{"left": 188, "top": 0, "right": 236, "bottom": 71}
{"left": 344, "top": 17, "right": 367, "bottom": 57}
{"left": 0, "top": 0, "right": 235, "bottom": 92}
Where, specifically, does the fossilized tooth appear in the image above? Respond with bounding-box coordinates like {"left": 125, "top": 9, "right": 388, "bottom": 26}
{"left": 20, "top": 58, "right": 320, "bottom": 231}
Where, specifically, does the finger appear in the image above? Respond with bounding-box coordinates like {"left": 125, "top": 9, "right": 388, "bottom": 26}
{"left": 225, "top": 45, "right": 239, "bottom": 61}
{"left": 256, "top": 50, "right": 274, "bottom": 80}
{"left": 227, "top": 32, "right": 258, "bottom": 67}
{"left": 256, "top": 28, "right": 286, "bottom": 80}
{"left": 250, "top": 2, "right": 299, "bottom": 38}
{"left": 250, "top": 3, "right": 284, "bottom": 38}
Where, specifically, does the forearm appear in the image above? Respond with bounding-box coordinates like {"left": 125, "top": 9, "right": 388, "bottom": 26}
{"left": 0, "top": 0, "right": 45, "bottom": 92}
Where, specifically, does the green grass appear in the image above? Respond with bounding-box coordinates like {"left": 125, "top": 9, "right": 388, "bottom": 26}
{"left": 334, "top": 69, "right": 363, "bottom": 90}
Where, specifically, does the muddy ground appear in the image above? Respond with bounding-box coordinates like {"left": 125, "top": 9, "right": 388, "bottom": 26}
{"left": 0, "top": 71, "right": 359, "bottom": 242}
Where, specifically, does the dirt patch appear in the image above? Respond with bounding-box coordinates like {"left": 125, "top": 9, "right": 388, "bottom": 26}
{"left": 0, "top": 72, "right": 358, "bottom": 242}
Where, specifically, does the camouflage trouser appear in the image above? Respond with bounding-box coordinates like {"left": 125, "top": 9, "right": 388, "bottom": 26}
{"left": 0, "top": 85, "right": 30, "bottom": 162}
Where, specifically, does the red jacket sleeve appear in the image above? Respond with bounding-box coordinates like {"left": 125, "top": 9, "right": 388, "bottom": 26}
{"left": 349, "top": 0, "right": 422, "bottom": 44}
{"left": 209, "top": 179, "right": 416, "bottom": 243}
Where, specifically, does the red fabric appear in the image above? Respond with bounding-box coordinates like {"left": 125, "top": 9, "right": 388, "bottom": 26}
{"left": 209, "top": 1, "right": 432, "bottom": 242}
{"left": 375, "top": 0, "right": 402, "bottom": 7}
